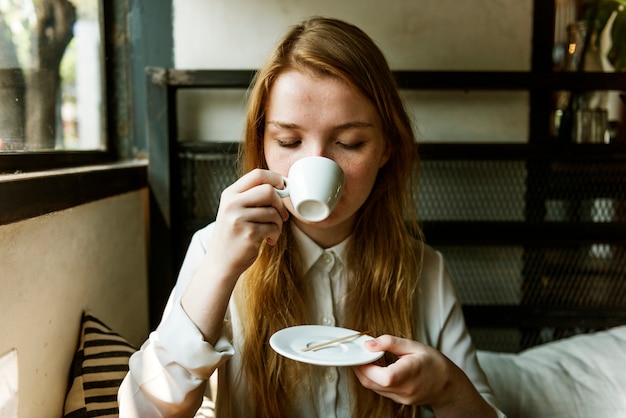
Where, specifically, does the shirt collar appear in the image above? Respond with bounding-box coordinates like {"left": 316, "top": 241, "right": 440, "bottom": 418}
{"left": 290, "top": 223, "right": 351, "bottom": 275}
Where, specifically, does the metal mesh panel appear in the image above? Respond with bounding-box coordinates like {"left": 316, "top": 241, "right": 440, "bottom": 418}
{"left": 540, "top": 161, "right": 626, "bottom": 221}
{"left": 442, "top": 243, "right": 626, "bottom": 351}
{"left": 467, "top": 326, "right": 614, "bottom": 353}
{"left": 545, "top": 198, "right": 623, "bottom": 222}
{"left": 438, "top": 245, "right": 626, "bottom": 308}
{"left": 182, "top": 154, "right": 626, "bottom": 226}
{"left": 441, "top": 245, "right": 523, "bottom": 305}
{"left": 522, "top": 244, "right": 626, "bottom": 307}
{"left": 418, "top": 160, "right": 527, "bottom": 221}
{"left": 180, "top": 151, "right": 238, "bottom": 221}
{"left": 178, "top": 147, "right": 626, "bottom": 352}
{"left": 468, "top": 328, "right": 523, "bottom": 353}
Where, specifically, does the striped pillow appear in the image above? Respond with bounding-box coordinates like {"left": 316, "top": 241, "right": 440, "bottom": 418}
{"left": 63, "top": 312, "right": 137, "bottom": 418}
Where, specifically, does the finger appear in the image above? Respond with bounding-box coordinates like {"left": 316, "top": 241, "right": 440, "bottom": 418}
{"left": 252, "top": 220, "right": 283, "bottom": 246}
{"left": 358, "top": 338, "right": 424, "bottom": 389}
{"left": 364, "top": 334, "right": 418, "bottom": 357}
{"left": 231, "top": 168, "right": 285, "bottom": 194}
{"left": 235, "top": 206, "right": 286, "bottom": 229}
{"left": 246, "top": 207, "right": 286, "bottom": 246}
{"left": 354, "top": 362, "right": 395, "bottom": 389}
{"left": 353, "top": 365, "right": 407, "bottom": 403}
{"left": 236, "top": 184, "right": 289, "bottom": 222}
{"left": 227, "top": 172, "right": 289, "bottom": 221}
{"left": 267, "top": 184, "right": 290, "bottom": 222}
{"left": 218, "top": 205, "right": 284, "bottom": 239}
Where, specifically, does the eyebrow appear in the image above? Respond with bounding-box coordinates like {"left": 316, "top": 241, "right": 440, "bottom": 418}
{"left": 267, "top": 120, "right": 375, "bottom": 131}
{"left": 267, "top": 121, "right": 300, "bottom": 130}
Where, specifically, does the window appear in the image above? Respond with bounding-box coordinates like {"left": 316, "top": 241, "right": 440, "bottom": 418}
{"left": 0, "top": 0, "right": 149, "bottom": 225}
{"left": 0, "top": 0, "right": 114, "bottom": 172}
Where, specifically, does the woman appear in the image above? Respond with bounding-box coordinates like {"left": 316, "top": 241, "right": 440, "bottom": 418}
{"left": 119, "top": 17, "right": 505, "bottom": 418}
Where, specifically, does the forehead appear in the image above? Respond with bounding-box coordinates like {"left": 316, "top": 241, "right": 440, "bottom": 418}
{"left": 266, "top": 70, "right": 379, "bottom": 126}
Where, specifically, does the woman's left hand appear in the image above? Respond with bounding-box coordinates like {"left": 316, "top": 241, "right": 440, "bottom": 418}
{"left": 352, "top": 334, "right": 451, "bottom": 406}
{"left": 353, "top": 335, "right": 498, "bottom": 417}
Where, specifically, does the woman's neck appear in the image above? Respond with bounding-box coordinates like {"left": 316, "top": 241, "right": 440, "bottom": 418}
{"left": 291, "top": 216, "right": 355, "bottom": 249}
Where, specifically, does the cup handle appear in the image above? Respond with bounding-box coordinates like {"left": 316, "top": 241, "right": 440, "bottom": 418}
{"left": 275, "top": 177, "right": 289, "bottom": 198}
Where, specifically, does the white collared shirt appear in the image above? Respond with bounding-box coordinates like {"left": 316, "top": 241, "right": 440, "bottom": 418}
{"left": 119, "top": 223, "right": 505, "bottom": 418}
{"left": 290, "top": 225, "right": 351, "bottom": 417}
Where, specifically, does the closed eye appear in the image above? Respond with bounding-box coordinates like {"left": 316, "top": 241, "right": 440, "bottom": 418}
{"left": 276, "top": 139, "right": 301, "bottom": 148}
{"left": 337, "top": 141, "right": 364, "bottom": 150}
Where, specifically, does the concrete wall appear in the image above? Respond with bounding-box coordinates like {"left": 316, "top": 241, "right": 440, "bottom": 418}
{"left": 0, "top": 190, "right": 150, "bottom": 418}
{"left": 172, "top": 0, "right": 533, "bottom": 144}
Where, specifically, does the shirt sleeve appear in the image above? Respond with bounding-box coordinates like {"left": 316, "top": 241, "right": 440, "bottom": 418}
{"left": 419, "top": 246, "right": 507, "bottom": 418}
{"left": 118, "top": 224, "right": 235, "bottom": 418}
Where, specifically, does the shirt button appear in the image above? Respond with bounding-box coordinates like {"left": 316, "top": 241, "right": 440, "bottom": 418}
{"left": 322, "top": 317, "right": 334, "bottom": 326}
{"left": 321, "top": 253, "right": 332, "bottom": 264}
{"left": 325, "top": 370, "right": 337, "bottom": 382}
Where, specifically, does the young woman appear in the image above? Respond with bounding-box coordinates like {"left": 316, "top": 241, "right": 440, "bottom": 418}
{"left": 119, "top": 17, "right": 505, "bottom": 418}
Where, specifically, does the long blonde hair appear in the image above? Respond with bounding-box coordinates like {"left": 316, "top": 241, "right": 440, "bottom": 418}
{"left": 234, "top": 17, "right": 424, "bottom": 418}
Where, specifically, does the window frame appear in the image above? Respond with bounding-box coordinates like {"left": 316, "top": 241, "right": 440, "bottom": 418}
{"left": 0, "top": 150, "right": 117, "bottom": 173}
{"left": 0, "top": 0, "right": 147, "bottom": 225}
{"left": 0, "top": 0, "right": 118, "bottom": 172}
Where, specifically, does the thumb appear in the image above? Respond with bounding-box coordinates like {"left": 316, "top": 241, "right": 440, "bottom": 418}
{"left": 363, "top": 334, "right": 394, "bottom": 352}
{"left": 366, "top": 334, "right": 415, "bottom": 356}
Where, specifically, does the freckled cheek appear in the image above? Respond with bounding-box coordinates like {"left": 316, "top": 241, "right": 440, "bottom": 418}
{"left": 340, "top": 168, "right": 378, "bottom": 203}
{"left": 264, "top": 154, "right": 292, "bottom": 177}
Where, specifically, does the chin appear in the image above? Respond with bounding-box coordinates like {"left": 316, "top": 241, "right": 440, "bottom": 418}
{"left": 301, "top": 211, "right": 354, "bottom": 229}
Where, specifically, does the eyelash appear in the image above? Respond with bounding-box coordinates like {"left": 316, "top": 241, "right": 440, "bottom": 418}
{"left": 275, "top": 139, "right": 364, "bottom": 150}
{"left": 276, "top": 140, "right": 301, "bottom": 148}
{"left": 338, "top": 142, "right": 364, "bottom": 150}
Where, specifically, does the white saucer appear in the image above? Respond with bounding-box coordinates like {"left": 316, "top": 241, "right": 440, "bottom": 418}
{"left": 269, "top": 325, "right": 384, "bottom": 366}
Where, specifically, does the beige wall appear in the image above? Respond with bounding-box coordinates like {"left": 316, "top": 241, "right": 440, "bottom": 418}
{"left": 0, "top": 190, "right": 150, "bottom": 418}
{"left": 173, "top": 0, "right": 533, "bottom": 144}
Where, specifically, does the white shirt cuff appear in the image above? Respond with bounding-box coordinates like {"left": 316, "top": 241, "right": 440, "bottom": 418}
{"left": 153, "top": 298, "right": 235, "bottom": 379}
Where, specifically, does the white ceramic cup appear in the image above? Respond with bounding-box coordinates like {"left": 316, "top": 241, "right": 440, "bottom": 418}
{"left": 275, "top": 156, "right": 345, "bottom": 222}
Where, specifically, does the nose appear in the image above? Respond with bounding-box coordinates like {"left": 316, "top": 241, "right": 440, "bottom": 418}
{"left": 307, "top": 142, "right": 331, "bottom": 159}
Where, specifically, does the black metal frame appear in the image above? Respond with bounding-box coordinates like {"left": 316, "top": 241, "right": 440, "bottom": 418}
{"left": 144, "top": 0, "right": 626, "bottom": 342}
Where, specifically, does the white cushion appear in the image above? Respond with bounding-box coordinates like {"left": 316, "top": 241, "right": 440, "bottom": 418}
{"left": 478, "top": 326, "right": 626, "bottom": 418}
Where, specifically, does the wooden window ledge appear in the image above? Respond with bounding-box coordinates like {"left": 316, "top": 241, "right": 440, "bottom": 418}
{"left": 0, "top": 160, "right": 148, "bottom": 225}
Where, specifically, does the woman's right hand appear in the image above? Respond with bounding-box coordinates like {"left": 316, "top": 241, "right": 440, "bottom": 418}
{"left": 210, "top": 168, "right": 290, "bottom": 279}
{"left": 180, "top": 169, "right": 289, "bottom": 345}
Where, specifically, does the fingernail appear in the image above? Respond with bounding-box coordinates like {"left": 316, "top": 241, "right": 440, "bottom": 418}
{"left": 366, "top": 339, "right": 377, "bottom": 347}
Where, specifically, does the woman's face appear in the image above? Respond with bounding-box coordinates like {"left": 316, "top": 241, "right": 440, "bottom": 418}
{"left": 263, "top": 69, "right": 389, "bottom": 245}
